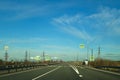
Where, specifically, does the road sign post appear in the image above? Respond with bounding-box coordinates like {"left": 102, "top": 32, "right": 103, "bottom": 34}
{"left": 79, "top": 44, "right": 85, "bottom": 61}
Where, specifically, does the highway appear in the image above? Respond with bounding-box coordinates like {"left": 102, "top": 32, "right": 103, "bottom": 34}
{"left": 0, "top": 63, "right": 120, "bottom": 80}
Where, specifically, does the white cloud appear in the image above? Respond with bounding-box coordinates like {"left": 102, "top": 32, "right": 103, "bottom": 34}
{"left": 53, "top": 15, "right": 93, "bottom": 42}
{"left": 102, "top": 44, "right": 120, "bottom": 51}
{"left": 88, "top": 7, "right": 120, "bottom": 35}
{"left": 43, "top": 45, "right": 72, "bottom": 50}
{"left": 0, "top": 1, "right": 51, "bottom": 20}
{"left": 52, "top": 7, "right": 120, "bottom": 44}
{"left": 0, "top": 37, "right": 48, "bottom": 44}
{"left": 0, "top": 1, "right": 77, "bottom": 20}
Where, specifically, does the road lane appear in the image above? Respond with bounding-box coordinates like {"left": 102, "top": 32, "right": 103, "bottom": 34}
{"left": 0, "top": 64, "right": 120, "bottom": 80}
{"left": 0, "top": 66, "right": 57, "bottom": 80}
{"left": 32, "top": 66, "right": 61, "bottom": 80}
{"left": 37, "top": 66, "right": 81, "bottom": 80}
{"left": 77, "top": 66, "right": 120, "bottom": 80}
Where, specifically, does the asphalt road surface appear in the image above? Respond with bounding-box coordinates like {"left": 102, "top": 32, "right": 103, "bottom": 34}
{"left": 0, "top": 63, "right": 120, "bottom": 80}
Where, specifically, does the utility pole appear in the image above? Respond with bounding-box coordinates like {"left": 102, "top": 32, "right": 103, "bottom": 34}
{"left": 43, "top": 51, "right": 45, "bottom": 62}
{"left": 98, "top": 46, "right": 101, "bottom": 59}
{"left": 91, "top": 49, "right": 93, "bottom": 57}
{"left": 76, "top": 52, "right": 79, "bottom": 61}
{"left": 25, "top": 51, "right": 28, "bottom": 62}
{"left": 90, "top": 48, "right": 94, "bottom": 61}
{"left": 87, "top": 46, "right": 88, "bottom": 60}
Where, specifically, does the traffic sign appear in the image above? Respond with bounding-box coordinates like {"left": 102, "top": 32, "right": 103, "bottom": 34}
{"left": 80, "top": 44, "right": 85, "bottom": 48}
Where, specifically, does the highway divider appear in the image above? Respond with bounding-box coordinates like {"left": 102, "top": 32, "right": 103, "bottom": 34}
{"left": 0, "top": 62, "right": 61, "bottom": 75}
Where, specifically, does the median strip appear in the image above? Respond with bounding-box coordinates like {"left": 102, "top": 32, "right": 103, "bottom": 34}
{"left": 32, "top": 66, "right": 61, "bottom": 80}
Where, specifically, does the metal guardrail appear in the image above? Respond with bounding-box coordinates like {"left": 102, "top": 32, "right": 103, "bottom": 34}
{"left": 0, "top": 63, "right": 58, "bottom": 74}
{"left": 95, "top": 66, "right": 120, "bottom": 69}
{"left": 0, "top": 61, "right": 63, "bottom": 75}
{"left": 95, "top": 66, "right": 120, "bottom": 73}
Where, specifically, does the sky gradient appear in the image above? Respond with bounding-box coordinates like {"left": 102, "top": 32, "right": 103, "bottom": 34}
{"left": 0, "top": 0, "right": 120, "bottom": 61}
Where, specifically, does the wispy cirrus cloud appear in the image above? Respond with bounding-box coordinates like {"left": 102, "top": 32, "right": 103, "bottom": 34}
{"left": 52, "top": 7, "right": 120, "bottom": 43}
{"left": 0, "top": 2, "right": 51, "bottom": 20}
{"left": 0, "top": 0, "right": 76, "bottom": 20}
{"left": 52, "top": 14, "right": 94, "bottom": 42}
{"left": 0, "top": 37, "right": 48, "bottom": 44}
{"left": 88, "top": 7, "right": 120, "bottom": 36}
{"left": 43, "top": 45, "right": 73, "bottom": 50}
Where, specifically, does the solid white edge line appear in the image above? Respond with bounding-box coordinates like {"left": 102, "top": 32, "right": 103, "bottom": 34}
{"left": 0, "top": 66, "right": 48, "bottom": 77}
{"left": 32, "top": 66, "right": 61, "bottom": 80}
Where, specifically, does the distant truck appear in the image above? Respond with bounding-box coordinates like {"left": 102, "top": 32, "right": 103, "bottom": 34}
{"left": 82, "top": 59, "right": 88, "bottom": 65}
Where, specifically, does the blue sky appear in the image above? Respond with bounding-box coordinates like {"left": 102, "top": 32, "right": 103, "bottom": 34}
{"left": 0, "top": 0, "right": 120, "bottom": 61}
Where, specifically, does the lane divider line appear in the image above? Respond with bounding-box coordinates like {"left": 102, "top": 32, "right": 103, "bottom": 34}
{"left": 79, "top": 75, "right": 83, "bottom": 77}
{"left": 32, "top": 66, "right": 61, "bottom": 80}
{"left": 70, "top": 65, "right": 83, "bottom": 78}
{"left": 71, "top": 65, "right": 79, "bottom": 74}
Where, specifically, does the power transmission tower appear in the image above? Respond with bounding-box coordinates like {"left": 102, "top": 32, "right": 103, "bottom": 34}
{"left": 4, "top": 45, "right": 9, "bottom": 62}
{"left": 25, "top": 51, "right": 28, "bottom": 62}
{"left": 5, "top": 51, "right": 8, "bottom": 62}
{"left": 29, "top": 52, "right": 30, "bottom": 61}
